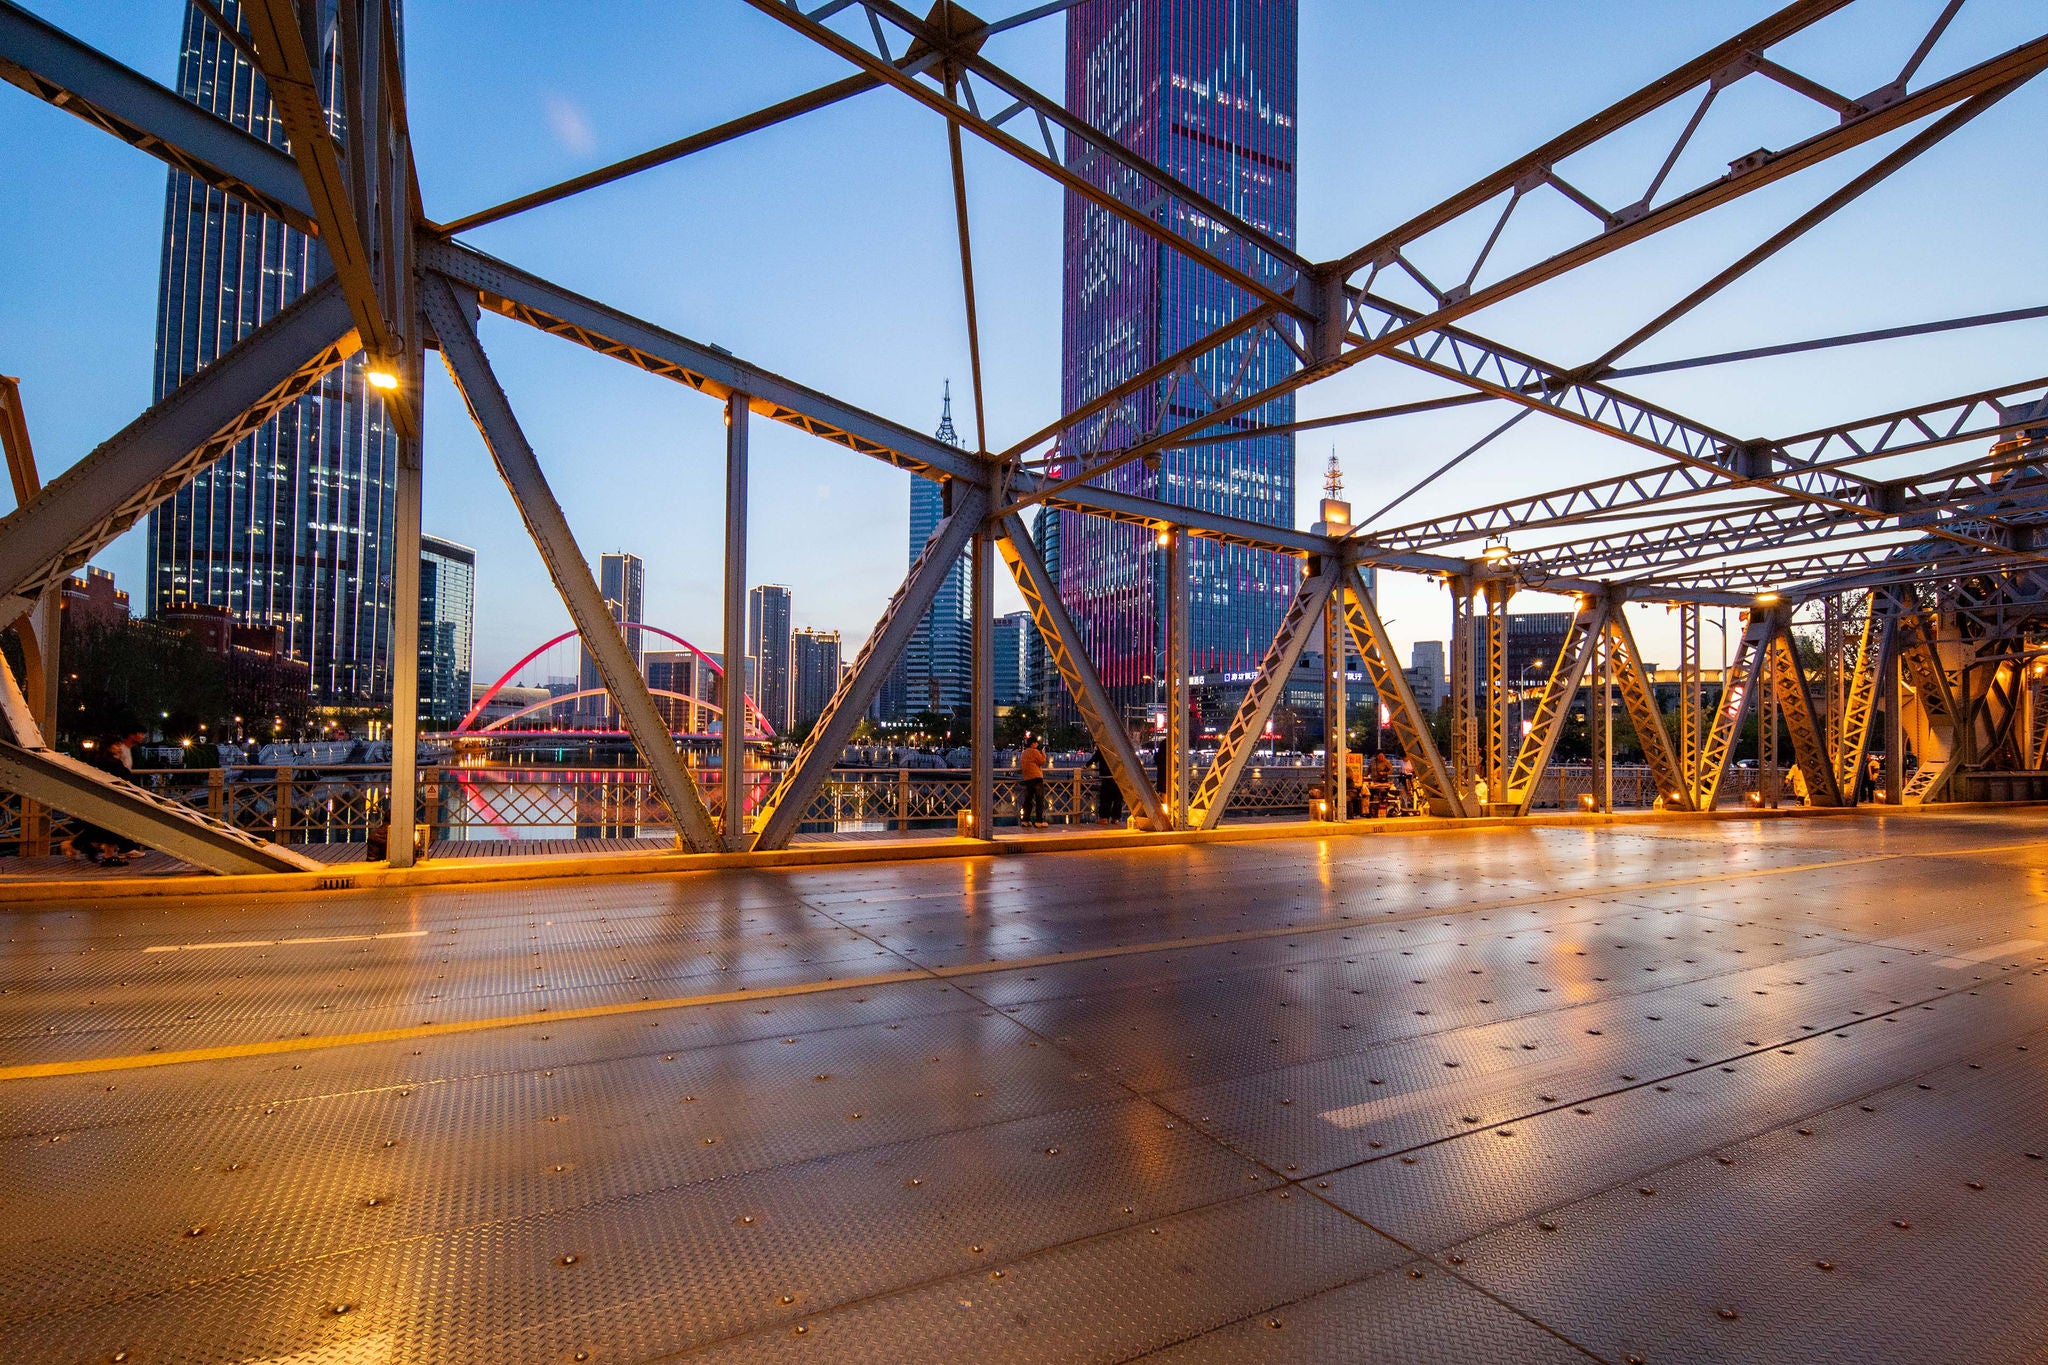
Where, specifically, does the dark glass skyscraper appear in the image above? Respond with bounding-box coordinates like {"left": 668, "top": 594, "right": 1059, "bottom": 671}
{"left": 1056, "top": 0, "right": 1298, "bottom": 705}
{"left": 893, "top": 386, "right": 972, "bottom": 717}
{"left": 147, "top": 0, "right": 403, "bottom": 702}
{"left": 580, "top": 551, "right": 643, "bottom": 724}
{"left": 748, "top": 584, "right": 793, "bottom": 730}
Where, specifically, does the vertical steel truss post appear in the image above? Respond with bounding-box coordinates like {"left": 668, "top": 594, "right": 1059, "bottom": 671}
{"left": 426, "top": 274, "right": 719, "bottom": 853}
{"left": 722, "top": 393, "right": 750, "bottom": 842}
{"left": 2029, "top": 662, "right": 2048, "bottom": 769}
{"left": 997, "top": 513, "right": 1166, "bottom": 831}
{"left": 1823, "top": 596, "right": 1845, "bottom": 758}
{"left": 1449, "top": 581, "right": 1478, "bottom": 802}
{"left": 1592, "top": 632, "right": 1612, "bottom": 813}
{"left": 1677, "top": 602, "right": 1702, "bottom": 798}
{"left": 1163, "top": 528, "right": 1190, "bottom": 828}
{"left": 1833, "top": 589, "right": 1898, "bottom": 800}
{"left": 752, "top": 487, "right": 989, "bottom": 850}
{"left": 1187, "top": 556, "right": 1338, "bottom": 831}
{"left": 1762, "top": 609, "right": 1843, "bottom": 806}
{"left": 1967, "top": 656, "right": 2024, "bottom": 766}
{"left": 970, "top": 518, "right": 994, "bottom": 839}
{"left": 1504, "top": 596, "right": 1609, "bottom": 815}
{"left": 1695, "top": 612, "right": 1770, "bottom": 811}
{"left": 1323, "top": 571, "right": 1347, "bottom": 822}
{"left": 1758, "top": 629, "right": 1778, "bottom": 808}
{"left": 1884, "top": 636, "right": 1905, "bottom": 804}
{"left": 1343, "top": 567, "right": 1466, "bottom": 816}
{"left": 1, "top": 375, "right": 55, "bottom": 853}
{"left": 1605, "top": 606, "right": 1691, "bottom": 810}
{"left": 1484, "top": 580, "right": 1511, "bottom": 801}
{"left": 386, "top": 435, "right": 422, "bottom": 864}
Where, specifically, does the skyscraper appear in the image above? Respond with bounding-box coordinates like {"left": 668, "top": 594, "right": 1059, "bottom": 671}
{"left": 417, "top": 535, "right": 475, "bottom": 730}
{"left": 993, "top": 611, "right": 1031, "bottom": 707}
{"left": 748, "top": 585, "right": 793, "bottom": 730}
{"left": 147, "top": 0, "right": 403, "bottom": 701}
{"left": 893, "top": 386, "right": 972, "bottom": 718}
{"left": 790, "top": 627, "right": 843, "bottom": 730}
{"left": 580, "top": 551, "right": 643, "bottom": 723}
{"left": 1055, "top": 0, "right": 1298, "bottom": 706}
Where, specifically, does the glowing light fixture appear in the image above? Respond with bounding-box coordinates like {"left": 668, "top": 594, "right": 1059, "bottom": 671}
{"left": 1156, "top": 527, "right": 1173, "bottom": 547}
{"left": 366, "top": 367, "right": 400, "bottom": 392}
{"left": 1755, "top": 590, "right": 1783, "bottom": 606}
{"left": 1482, "top": 540, "right": 1511, "bottom": 564}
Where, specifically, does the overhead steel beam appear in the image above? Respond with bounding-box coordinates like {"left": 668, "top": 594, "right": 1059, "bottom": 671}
{"left": 1026, "top": 25, "right": 2048, "bottom": 504}
{"left": 425, "top": 274, "right": 721, "bottom": 854}
{"left": 1603, "top": 303, "right": 2048, "bottom": 383}
{"left": 1366, "top": 376, "right": 2048, "bottom": 555}
{"left": 751, "top": 487, "right": 988, "bottom": 851}
{"left": 439, "top": 73, "right": 881, "bottom": 235}
{"left": 0, "top": 0, "right": 316, "bottom": 232}
{"left": 1187, "top": 557, "right": 1338, "bottom": 830}
{"left": 997, "top": 512, "right": 1167, "bottom": 831}
{"left": 0, "top": 280, "right": 356, "bottom": 620}
{"left": 1341, "top": 565, "right": 1465, "bottom": 816}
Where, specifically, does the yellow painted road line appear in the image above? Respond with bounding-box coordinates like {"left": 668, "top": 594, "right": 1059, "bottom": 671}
{"left": 143, "top": 930, "right": 431, "bottom": 953}
{"left": 10, "top": 834, "right": 2047, "bottom": 1084}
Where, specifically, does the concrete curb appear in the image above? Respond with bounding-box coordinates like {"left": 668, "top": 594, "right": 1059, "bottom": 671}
{"left": 0, "top": 802, "right": 1893, "bottom": 906}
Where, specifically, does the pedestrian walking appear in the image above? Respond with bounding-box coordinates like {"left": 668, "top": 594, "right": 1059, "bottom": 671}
{"left": 1018, "top": 735, "right": 1049, "bottom": 828}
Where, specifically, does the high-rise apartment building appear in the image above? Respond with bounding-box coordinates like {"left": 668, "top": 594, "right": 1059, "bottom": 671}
{"left": 748, "top": 585, "right": 793, "bottom": 730}
{"left": 1054, "top": 0, "right": 1299, "bottom": 706}
{"left": 147, "top": 0, "right": 403, "bottom": 701}
{"left": 1405, "top": 640, "right": 1446, "bottom": 716}
{"left": 644, "top": 651, "right": 720, "bottom": 733}
{"left": 579, "top": 552, "right": 643, "bottom": 723}
{"left": 790, "top": 627, "right": 842, "bottom": 730}
{"left": 993, "top": 611, "right": 1031, "bottom": 707}
{"left": 417, "top": 536, "right": 475, "bottom": 730}
{"left": 892, "top": 387, "right": 972, "bottom": 718}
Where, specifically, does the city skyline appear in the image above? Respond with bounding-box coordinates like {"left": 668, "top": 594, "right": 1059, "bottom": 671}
{"left": 7, "top": 2, "right": 2044, "bottom": 687}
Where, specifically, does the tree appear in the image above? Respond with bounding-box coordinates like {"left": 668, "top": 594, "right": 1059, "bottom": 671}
{"left": 998, "top": 703, "right": 1044, "bottom": 748}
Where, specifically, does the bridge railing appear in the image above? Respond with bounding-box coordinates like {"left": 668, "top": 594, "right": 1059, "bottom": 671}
{"left": 0, "top": 760, "right": 1773, "bottom": 858}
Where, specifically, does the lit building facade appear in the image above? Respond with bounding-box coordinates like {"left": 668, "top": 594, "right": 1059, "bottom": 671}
{"left": 790, "top": 627, "right": 842, "bottom": 730}
{"left": 417, "top": 536, "right": 474, "bottom": 730}
{"left": 1054, "top": 0, "right": 1299, "bottom": 707}
{"left": 748, "top": 584, "right": 793, "bottom": 729}
{"left": 993, "top": 611, "right": 1031, "bottom": 707}
{"left": 147, "top": 0, "right": 403, "bottom": 702}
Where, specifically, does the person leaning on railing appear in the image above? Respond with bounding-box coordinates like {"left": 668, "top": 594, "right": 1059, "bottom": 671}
{"left": 1017, "top": 736, "right": 1049, "bottom": 828}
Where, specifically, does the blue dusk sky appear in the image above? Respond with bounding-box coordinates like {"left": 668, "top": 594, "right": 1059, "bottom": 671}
{"left": 3, "top": 0, "right": 2044, "bottom": 686}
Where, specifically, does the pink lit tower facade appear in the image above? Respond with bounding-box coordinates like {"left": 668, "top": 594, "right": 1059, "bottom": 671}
{"left": 1046, "top": 0, "right": 1298, "bottom": 710}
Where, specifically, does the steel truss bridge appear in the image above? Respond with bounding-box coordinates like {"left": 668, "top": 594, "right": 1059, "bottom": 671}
{"left": 2, "top": 0, "right": 2047, "bottom": 874}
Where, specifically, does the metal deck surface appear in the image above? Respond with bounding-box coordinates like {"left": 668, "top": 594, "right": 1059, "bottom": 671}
{"left": 5, "top": 809, "right": 2048, "bottom": 1362}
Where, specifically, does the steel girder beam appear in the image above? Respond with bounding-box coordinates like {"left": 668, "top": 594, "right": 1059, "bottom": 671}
{"left": 0, "top": 0, "right": 316, "bottom": 232}
{"left": 1761, "top": 612, "right": 1844, "bottom": 806}
{"left": 425, "top": 274, "right": 720, "bottom": 854}
{"left": 1833, "top": 592, "right": 1898, "bottom": 797}
{"left": 243, "top": 0, "right": 402, "bottom": 362}
{"left": 1187, "top": 557, "right": 1339, "bottom": 831}
{"left": 1322, "top": 571, "right": 1347, "bottom": 824}
{"left": 1023, "top": 25, "right": 2048, "bottom": 504}
{"left": 1604, "top": 606, "right": 1693, "bottom": 810}
{"left": 1511, "top": 451, "right": 2048, "bottom": 581}
{"left": 1697, "top": 614, "right": 1771, "bottom": 810}
{"left": 1644, "top": 533, "right": 2042, "bottom": 598}
{"left": 0, "top": 649, "right": 317, "bottom": 873}
{"left": 721, "top": 393, "right": 751, "bottom": 840}
{"left": 996, "top": 513, "right": 1167, "bottom": 832}
{"left": 1504, "top": 597, "right": 1609, "bottom": 815}
{"left": 0, "top": 280, "right": 356, "bottom": 621}
{"left": 2029, "top": 668, "right": 2048, "bottom": 769}
{"left": 740, "top": 0, "right": 1309, "bottom": 319}
{"left": 752, "top": 487, "right": 989, "bottom": 851}
{"left": 1163, "top": 527, "right": 1191, "bottom": 827}
{"left": 1366, "top": 376, "right": 2048, "bottom": 558}
{"left": 0, "top": 737, "right": 321, "bottom": 874}
{"left": 1967, "top": 657, "right": 2025, "bottom": 767}
{"left": 1340, "top": 567, "right": 1466, "bottom": 816}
